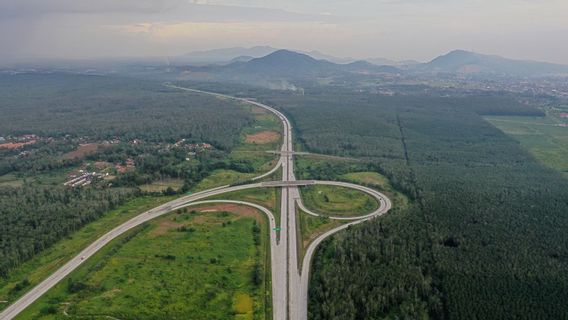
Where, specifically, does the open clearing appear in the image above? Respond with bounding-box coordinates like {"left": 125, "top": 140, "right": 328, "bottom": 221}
{"left": 245, "top": 131, "right": 280, "bottom": 144}
{"left": 0, "top": 195, "right": 176, "bottom": 311}
{"left": 300, "top": 184, "right": 378, "bottom": 217}
{"left": 61, "top": 143, "right": 105, "bottom": 160}
{"left": 17, "top": 208, "right": 271, "bottom": 320}
{"left": 208, "top": 187, "right": 281, "bottom": 230}
{"left": 341, "top": 171, "right": 409, "bottom": 209}
{"left": 139, "top": 178, "right": 184, "bottom": 193}
{"left": 485, "top": 113, "right": 568, "bottom": 177}
{"left": 0, "top": 141, "right": 36, "bottom": 149}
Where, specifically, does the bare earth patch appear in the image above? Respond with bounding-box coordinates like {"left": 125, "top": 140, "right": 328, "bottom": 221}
{"left": 62, "top": 143, "right": 105, "bottom": 160}
{"left": 245, "top": 131, "right": 280, "bottom": 144}
{"left": 196, "top": 204, "right": 260, "bottom": 218}
{"left": 0, "top": 140, "right": 36, "bottom": 149}
{"left": 150, "top": 219, "right": 183, "bottom": 237}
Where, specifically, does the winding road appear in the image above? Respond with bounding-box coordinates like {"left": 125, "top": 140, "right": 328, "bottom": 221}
{"left": 0, "top": 86, "right": 392, "bottom": 320}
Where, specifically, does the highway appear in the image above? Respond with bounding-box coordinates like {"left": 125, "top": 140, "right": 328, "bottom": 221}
{"left": 0, "top": 86, "right": 392, "bottom": 320}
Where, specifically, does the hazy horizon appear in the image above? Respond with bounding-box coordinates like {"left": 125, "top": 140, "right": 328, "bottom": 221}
{"left": 2, "top": 0, "right": 568, "bottom": 65}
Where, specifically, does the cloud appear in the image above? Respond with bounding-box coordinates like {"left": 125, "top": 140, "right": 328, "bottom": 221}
{"left": 0, "top": 0, "right": 184, "bottom": 17}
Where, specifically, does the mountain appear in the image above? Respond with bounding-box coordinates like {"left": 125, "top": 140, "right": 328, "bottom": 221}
{"left": 224, "top": 49, "right": 338, "bottom": 76}
{"left": 221, "top": 50, "right": 402, "bottom": 77}
{"left": 422, "top": 50, "right": 568, "bottom": 76}
{"left": 305, "top": 50, "right": 354, "bottom": 64}
{"left": 171, "top": 46, "right": 278, "bottom": 65}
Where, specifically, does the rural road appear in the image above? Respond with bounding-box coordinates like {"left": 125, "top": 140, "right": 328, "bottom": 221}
{"left": 0, "top": 86, "right": 392, "bottom": 320}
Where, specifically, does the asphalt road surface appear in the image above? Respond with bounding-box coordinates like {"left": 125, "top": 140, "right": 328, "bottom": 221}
{"left": 0, "top": 86, "right": 392, "bottom": 320}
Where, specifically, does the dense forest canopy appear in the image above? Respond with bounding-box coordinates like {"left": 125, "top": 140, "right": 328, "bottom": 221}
{"left": 258, "top": 91, "right": 568, "bottom": 319}
{"left": 0, "top": 74, "right": 253, "bottom": 148}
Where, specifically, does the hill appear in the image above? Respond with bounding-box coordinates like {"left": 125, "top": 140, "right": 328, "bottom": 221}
{"left": 422, "top": 50, "right": 568, "bottom": 76}
{"left": 232, "top": 49, "right": 337, "bottom": 75}
{"left": 216, "top": 50, "right": 401, "bottom": 78}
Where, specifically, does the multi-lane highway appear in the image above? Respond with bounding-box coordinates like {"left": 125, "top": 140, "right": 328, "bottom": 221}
{"left": 0, "top": 86, "right": 391, "bottom": 320}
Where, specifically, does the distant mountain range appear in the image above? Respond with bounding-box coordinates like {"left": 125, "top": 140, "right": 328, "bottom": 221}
{"left": 200, "top": 50, "right": 402, "bottom": 78}
{"left": 170, "top": 46, "right": 277, "bottom": 65}
{"left": 172, "top": 46, "right": 411, "bottom": 67}
{"left": 419, "top": 50, "right": 568, "bottom": 76}
{"left": 178, "top": 47, "right": 568, "bottom": 79}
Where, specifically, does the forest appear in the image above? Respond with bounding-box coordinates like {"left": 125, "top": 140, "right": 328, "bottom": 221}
{"left": 0, "top": 74, "right": 254, "bottom": 280}
{"left": 258, "top": 90, "right": 568, "bottom": 319}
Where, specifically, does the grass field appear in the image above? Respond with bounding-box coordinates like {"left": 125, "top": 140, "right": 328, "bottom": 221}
{"left": 17, "top": 207, "right": 271, "bottom": 320}
{"left": 139, "top": 178, "right": 184, "bottom": 193}
{"left": 341, "top": 171, "right": 409, "bottom": 209}
{"left": 193, "top": 169, "right": 258, "bottom": 191}
{"left": 0, "top": 166, "right": 81, "bottom": 187}
{"left": 300, "top": 185, "right": 378, "bottom": 217}
{"left": 0, "top": 173, "right": 24, "bottom": 188}
{"left": 485, "top": 112, "right": 568, "bottom": 177}
{"left": 208, "top": 187, "right": 282, "bottom": 238}
{"left": 0, "top": 195, "right": 177, "bottom": 311}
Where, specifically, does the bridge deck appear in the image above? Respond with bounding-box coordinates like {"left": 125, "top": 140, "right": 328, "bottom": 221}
{"left": 261, "top": 180, "right": 316, "bottom": 187}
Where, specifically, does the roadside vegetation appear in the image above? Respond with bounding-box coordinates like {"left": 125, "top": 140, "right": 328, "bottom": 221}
{"left": 18, "top": 207, "right": 270, "bottom": 319}
{"left": 300, "top": 185, "right": 378, "bottom": 217}
{"left": 208, "top": 187, "right": 281, "bottom": 233}
{"left": 0, "top": 195, "right": 176, "bottom": 310}
{"left": 297, "top": 210, "right": 342, "bottom": 263}
{"left": 341, "top": 171, "right": 409, "bottom": 210}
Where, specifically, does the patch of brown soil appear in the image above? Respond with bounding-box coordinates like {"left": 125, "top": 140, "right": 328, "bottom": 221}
{"left": 195, "top": 204, "right": 263, "bottom": 221}
{"left": 62, "top": 143, "right": 105, "bottom": 160}
{"left": 150, "top": 219, "right": 183, "bottom": 237}
{"left": 245, "top": 131, "right": 280, "bottom": 144}
{"left": 0, "top": 140, "right": 36, "bottom": 149}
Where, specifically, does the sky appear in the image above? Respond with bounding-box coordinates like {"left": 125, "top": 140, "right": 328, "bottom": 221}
{"left": 1, "top": 0, "right": 568, "bottom": 64}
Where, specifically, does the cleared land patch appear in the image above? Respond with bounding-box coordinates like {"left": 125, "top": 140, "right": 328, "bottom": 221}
{"left": 61, "top": 143, "right": 105, "bottom": 160}
{"left": 0, "top": 141, "right": 36, "bottom": 149}
{"left": 0, "top": 195, "right": 176, "bottom": 311}
{"left": 17, "top": 209, "right": 270, "bottom": 320}
{"left": 341, "top": 171, "right": 409, "bottom": 209}
{"left": 245, "top": 131, "right": 280, "bottom": 144}
{"left": 485, "top": 113, "right": 568, "bottom": 177}
{"left": 139, "top": 178, "right": 184, "bottom": 193}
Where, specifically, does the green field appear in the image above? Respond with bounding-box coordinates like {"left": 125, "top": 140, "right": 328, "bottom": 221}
{"left": 17, "top": 208, "right": 271, "bottom": 320}
{"left": 341, "top": 171, "right": 409, "bottom": 209}
{"left": 300, "top": 185, "right": 378, "bottom": 217}
{"left": 0, "top": 195, "right": 177, "bottom": 311}
{"left": 485, "top": 112, "right": 568, "bottom": 177}
{"left": 208, "top": 187, "right": 281, "bottom": 236}
{"left": 139, "top": 178, "right": 184, "bottom": 193}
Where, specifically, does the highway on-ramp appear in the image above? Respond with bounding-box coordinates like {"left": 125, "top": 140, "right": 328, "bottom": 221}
{"left": 0, "top": 86, "right": 392, "bottom": 320}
